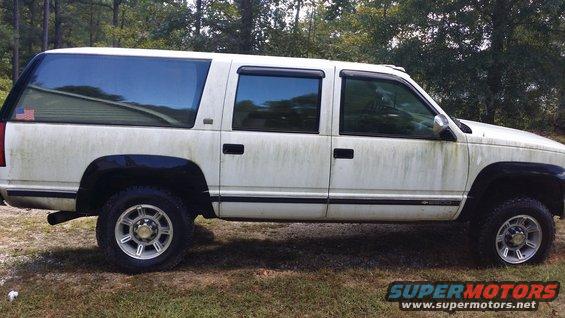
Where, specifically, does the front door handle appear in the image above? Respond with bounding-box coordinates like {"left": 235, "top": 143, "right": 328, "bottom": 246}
{"left": 333, "top": 148, "right": 354, "bottom": 159}
{"left": 223, "top": 144, "right": 245, "bottom": 155}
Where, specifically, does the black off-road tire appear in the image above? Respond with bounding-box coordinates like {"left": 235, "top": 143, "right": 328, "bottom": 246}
{"left": 96, "top": 186, "right": 194, "bottom": 273}
{"left": 474, "top": 197, "right": 555, "bottom": 266}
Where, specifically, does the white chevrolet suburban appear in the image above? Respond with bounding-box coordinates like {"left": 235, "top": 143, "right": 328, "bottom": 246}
{"left": 0, "top": 48, "right": 563, "bottom": 272}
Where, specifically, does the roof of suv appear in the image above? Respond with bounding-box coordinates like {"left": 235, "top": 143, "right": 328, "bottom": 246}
{"left": 45, "top": 47, "right": 408, "bottom": 77}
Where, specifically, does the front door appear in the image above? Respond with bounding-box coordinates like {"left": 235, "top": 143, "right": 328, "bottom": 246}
{"left": 219, "top": 61, "right": 334, "bottom": 220}
{"left": 328, "top": 69, "right": 469, "bottom": 221}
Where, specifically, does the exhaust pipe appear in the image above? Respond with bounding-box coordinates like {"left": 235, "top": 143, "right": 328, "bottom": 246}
{"left": 47, "top": 211, "right": 82, "bottom": 225}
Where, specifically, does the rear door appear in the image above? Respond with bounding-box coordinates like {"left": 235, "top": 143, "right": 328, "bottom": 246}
{"left": 218, "top": 59, "right": 334, "bottom": 220}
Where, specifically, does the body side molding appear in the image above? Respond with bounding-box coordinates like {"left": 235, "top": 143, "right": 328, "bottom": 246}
{"left": 211, "top": 196, "right": 460, "bottom": 206}
{"left": 7, "top": 189, "right": 77, "bottom": 199}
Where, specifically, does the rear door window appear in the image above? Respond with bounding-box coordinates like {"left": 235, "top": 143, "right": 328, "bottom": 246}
{"left": 12, "top": 54, "right": 210, "bottom": 128}
{"left": 232, "top": 72, "right": 322, "bottom": 133}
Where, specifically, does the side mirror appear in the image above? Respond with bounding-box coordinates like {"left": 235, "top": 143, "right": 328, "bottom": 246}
{"left": 433, "top": 114, "right": 456, "bottom": 141}
{"left": 433, "top": 114, "right": 450, "bottom": 135}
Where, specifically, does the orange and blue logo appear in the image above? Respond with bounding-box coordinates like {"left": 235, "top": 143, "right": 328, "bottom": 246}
{"left": 386, "top": 281, "right": 559, "bottom": 311}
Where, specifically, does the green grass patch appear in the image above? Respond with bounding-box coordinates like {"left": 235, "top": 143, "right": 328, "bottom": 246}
{"left": 0, "top": 271, "right": 390, "bottom": 317}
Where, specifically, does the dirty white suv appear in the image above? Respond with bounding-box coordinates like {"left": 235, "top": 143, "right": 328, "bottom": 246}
{"left": 1, "top": 48, "right": 563, "bottom": 272}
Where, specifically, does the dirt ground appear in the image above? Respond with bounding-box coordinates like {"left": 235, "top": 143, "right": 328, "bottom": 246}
{"left": 0, "top": 205, "right": 563, "bottom": 317}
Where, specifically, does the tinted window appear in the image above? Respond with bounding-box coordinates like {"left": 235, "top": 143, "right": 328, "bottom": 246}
{"left": 233, "top": 74, "right": 321, "bottom": 133}
{"left": 341, "top": 78, "right": 435, "bottom": 137}
{"left": 12, "top": 54, "right": 210, "bottom": 127}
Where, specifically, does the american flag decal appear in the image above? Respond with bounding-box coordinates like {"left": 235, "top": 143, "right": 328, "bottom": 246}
{"left": 15, "top": 107, "right": 35, "bottom": 121}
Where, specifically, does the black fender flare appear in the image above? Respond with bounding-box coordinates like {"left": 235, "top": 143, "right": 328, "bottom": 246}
{"left": 76, "top": 154, "right": 216, "bottom": 218}
{"left": 457, "top": 162, "right": 564, "bottom": 221}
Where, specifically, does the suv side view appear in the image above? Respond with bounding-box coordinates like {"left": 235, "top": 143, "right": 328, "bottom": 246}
{"left": 1, "top": 48, "right": 563, "bottom": 272}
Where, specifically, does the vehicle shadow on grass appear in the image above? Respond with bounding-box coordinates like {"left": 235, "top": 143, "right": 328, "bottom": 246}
{"left": 11, "top": 222, "right": 486, "bottom": 274}
{"left": 183, "top": 223, "right": 479, "bottom": 271}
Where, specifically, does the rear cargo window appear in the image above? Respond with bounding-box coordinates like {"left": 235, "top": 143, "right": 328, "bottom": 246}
{"left": 11, "top": 54, "right": 210, "bottom": 128}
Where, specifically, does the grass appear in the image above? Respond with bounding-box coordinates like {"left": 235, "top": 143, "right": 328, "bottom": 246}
{"left": 0, "top": 206, "right": 563, "bottom": 317}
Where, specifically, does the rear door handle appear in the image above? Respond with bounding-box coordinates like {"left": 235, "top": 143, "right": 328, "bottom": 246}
{"left": 333, "top": 148, "right": 354, "bottom": 159}
{"left": 223, "top": 143, "right": 245, "bottom": 155}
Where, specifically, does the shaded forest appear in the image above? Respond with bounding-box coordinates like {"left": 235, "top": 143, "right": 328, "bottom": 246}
{"left": 0, "top": 0, "right": 563, "bottom": 132}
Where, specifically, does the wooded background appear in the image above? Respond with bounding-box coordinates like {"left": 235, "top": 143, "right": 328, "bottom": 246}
{"left": 0, "top": 0, "right": 563, "bottom": 132}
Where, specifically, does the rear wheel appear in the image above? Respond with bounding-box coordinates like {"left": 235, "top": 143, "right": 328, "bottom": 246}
{"left": 474, "top": 197, "right": 555, "bottom": 266}
{"left": 96, "top": 186, "right": 194, "bottom": 273}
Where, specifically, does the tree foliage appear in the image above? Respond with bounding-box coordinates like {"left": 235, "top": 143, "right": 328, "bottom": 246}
{"left": 0, "top": 0, "right": 563, "bottom": 131}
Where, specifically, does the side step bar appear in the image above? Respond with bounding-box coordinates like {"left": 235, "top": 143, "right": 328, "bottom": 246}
{"left": 47, "top": 211, "right": 84, "bottom": 225}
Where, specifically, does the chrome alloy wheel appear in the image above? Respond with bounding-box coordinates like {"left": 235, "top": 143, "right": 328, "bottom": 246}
{"left": 114, "top": 204, "right": 173, "bottom": 260}
{"left": 495, "top": 215, "right": 542, "bottom": 264}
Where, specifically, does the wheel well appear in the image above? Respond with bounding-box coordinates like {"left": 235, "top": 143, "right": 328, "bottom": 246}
{"left": 459, "top": 162, "right": 564, "bottom": 222}
{"left": 474, "top": 176, "right": 562, "bottom": 219}
{"left": 76, "top": 155, "right": 217, "bottom": 218}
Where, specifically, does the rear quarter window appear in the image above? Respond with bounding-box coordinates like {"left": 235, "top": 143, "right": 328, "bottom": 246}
{"left": 11, "top": 54, "right": 210, "bottom": 128}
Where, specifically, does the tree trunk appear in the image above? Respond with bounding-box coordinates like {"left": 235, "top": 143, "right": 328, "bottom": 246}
{"left": 485, "top": 0, "right": 507, "bottom": 124}
{"left": 195, "top": 0, "right": 202, "bottom": 35}
{"left": 238, "top": 0, "right": 253, "bottom": 53}
{"left": 306, "top": 8, "right": 315, "bottom": 58}
{"left": 12, "top": 0, "right": 20, "bottom": 83}
{"left": 293, "top": 0, "right": 301, "bottom": 31}
{"left": 120, "top": 5, "right": 126, "bottom": 28}
{"left": 88, "top": 1, "right": 94, "bottom": 46}
{"left": 193, "top": 0, "right": 203, "bottom": 50}
{"left": 54, "top": 0, "right": 62, "bottom": 48}
{"left": 27, "top": 0, "right": 36, "bottom": 55}
{"left": 42, "top": 0, "right": 50, "bottom": 51}
{"left": 558, "top": 85, "right": 564, "bottom": 132}
{"left": 112, "top": 0, "right": 120, "bottom": 47}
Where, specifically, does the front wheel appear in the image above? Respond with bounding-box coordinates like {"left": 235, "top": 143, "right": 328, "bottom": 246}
{"left": 96, "top": 186, "right": 194, "bottom": 273}
{"left": 475, "top": 197, "right": 555, "bottom": 266}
